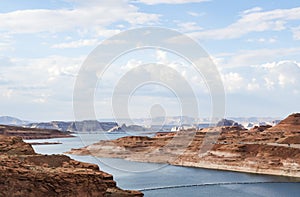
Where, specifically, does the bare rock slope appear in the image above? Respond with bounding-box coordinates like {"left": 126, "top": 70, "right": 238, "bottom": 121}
{"left": 0, "top": 135, "right": 143, "bottom": 197}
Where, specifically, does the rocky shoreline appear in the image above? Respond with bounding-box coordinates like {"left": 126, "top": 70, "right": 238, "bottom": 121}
{"left": 0, "top": 135, "right": 143, "bottom": 196}
{"left": 28, "top": 142, "right": 63, "bottom": 145}
{"left": 68, "top": 113, "right": 300, "bottom": 178}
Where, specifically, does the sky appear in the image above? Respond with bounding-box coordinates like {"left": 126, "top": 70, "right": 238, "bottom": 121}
{"left": 0, "top": 0, "right": 300, "bottom": 121}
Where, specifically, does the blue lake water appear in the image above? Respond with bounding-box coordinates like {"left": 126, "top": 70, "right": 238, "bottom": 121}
{"left": 25, "top": 133, "right": 300, "bottom": 197}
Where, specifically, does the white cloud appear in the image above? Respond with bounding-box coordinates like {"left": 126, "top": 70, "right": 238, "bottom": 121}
{"left": 220, "top": 60, "right": 300, "bottom": 93}
{"left": 156, "top": 49, "right": 168, "bottom": 63}
{"left": 242, "top": 7, "right": 263, "bottom": 15}
{"left": 52, "top": 39, "right": 99, "bottom": 49}
{"left": 2, "top": 89, "right": 13, "bottom": 98}
{"left": 0, "top": 33, "right": 14, "bottom": 51}
{"left": 120, "top": 59, "right": 142, "bottom": 71}
{"left": 95, "top": 28, "right": 122, "bottom": 38}
{"left": 187, "top": 11, "right": 205, "bottom": 17}
{"left": 246, "top": 37, "right": 277, "bottom": 43}
{"left": 292, "top": 26, "right": 300, "bottom": 40}
{"left": 189, "top": 7, "right": 300, "bottom": 40}
{"left": 247, "top": 78, "right": 260, "bottom": 91}
{"left": 0, "top": 55, "right": 83, "bottom": 101}
{"left": 0, "top": 54, "right": 95, "bottom": 119}
{"left": 135, "top": 0, "right": 210, "bottom": 5}
{"left": 126, "top": 12, "right": 161, "bottom": 25}
{"left": 0, "top": 54, "right": 88, "bottom": 120}
{"left": 262, "top": 61, "right": 299, "bottom": 88}
{"left": 216, "top": 47, "right": 300, "bottom": 68}
{"left": 33, "top": 94, "right": 48, "bottom": 103}
{"left": 264, "top": 77, "right": 275, "bottom": 90}
{"left": 0, "top": 1, "right": 160, "bottom": 34}
{"left": 177, "top": 22, "right": 203, "bottom": 32}
{"left": 221, "top": 72, "right": 244, "bottom": 93}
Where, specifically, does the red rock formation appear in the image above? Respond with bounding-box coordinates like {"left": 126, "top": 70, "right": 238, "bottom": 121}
{"left": 268, "top": 113, "right": 300, "bottom": 132}
{"left": 0, "top": 124, "right": 73, "bottom": 139}
{"left": 68, "top": 113, "right": 300, "bottom": 177}
{"left": 0, "top": 135, "right": 143, "bottom": 197}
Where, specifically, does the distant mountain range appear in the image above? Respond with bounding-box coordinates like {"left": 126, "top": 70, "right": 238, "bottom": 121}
{"left": 0, "top": 115, "right": 282, "bottom": 132}
{"left": 115, "top": 116, "right": 281, "bottom": 128}
{"left": 0, "top": 116, "right": 30, "bottom": 126}
{"left": 26, "top": 121, "right": 118, "bottom": 132}
{"left": 111, "top": 116, "right": 281, "bottom": 126}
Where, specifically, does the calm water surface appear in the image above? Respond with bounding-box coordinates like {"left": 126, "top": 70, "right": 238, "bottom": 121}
{"left": 25, "top": 133, "right": 300, "bottom": 197}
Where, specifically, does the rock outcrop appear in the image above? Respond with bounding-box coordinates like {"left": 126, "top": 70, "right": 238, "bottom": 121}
{"left": 0, "top": 135, "right": 143, "bottom": 197}
{"left": 68, "top": 113, "right": 300, "bottom": 178}
{"left": 27, "top": 121, "right": 118, "bottom": 132}
{"left": 267, "top": 113, "right": 300, "bottom": 132}
{"left": 108, "top": 124, "right": 147, "bottom": 133}
{"left": 216, "top": 119, "right": 243, "bottom": 128}
{"left": 0, "top": 124, "right": 73, "bottom": 139}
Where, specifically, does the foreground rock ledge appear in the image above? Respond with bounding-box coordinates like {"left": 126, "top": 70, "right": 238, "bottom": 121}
{"left": 0, "top": 135, "right": 143, "bottom": 197}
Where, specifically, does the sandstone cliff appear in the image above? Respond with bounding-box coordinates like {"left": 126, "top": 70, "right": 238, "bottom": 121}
{"left": 0, "top": 135, "right": 143, "bottom": 197}
{"left": 267, "top": 113, "right": 300, "bottom": 132}
{"left": 0, "top": 124, "right": 73, "bottom": 139}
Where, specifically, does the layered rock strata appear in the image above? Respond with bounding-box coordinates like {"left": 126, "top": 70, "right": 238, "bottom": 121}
{"left": 0, "top": 135, "right": 143, "bottom": 197}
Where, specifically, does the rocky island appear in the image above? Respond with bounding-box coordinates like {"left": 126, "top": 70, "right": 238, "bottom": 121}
{"left": 68, "top": 113, "right": 300, "bottom": 178}
{"left": 0, "top": 135, "right": 143, "bottom": 196}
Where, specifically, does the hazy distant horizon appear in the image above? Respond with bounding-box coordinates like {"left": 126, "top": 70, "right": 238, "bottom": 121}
{"left": 0, "top": 114, "right": 287, "bottom": 123}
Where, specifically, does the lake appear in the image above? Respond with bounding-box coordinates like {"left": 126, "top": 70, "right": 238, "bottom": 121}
{"left": 25, "top": 133, "right": 300, "bottom": 197}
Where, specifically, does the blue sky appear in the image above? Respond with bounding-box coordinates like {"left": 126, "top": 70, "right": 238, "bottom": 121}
{"left": 0, "top": 0, "right": 299, "bottom": 121}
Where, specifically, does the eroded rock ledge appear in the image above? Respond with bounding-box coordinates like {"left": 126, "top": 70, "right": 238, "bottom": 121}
{"left": 0, "top": 135, "right": 143, "bottom": 197}
{"left": 0, "top": 124, "right": 73, "bottom": 139}
{"left": 68, "top": 113, "right": 300, "bottom": 178}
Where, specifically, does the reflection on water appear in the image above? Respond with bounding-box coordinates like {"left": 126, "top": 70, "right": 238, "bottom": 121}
{"left": 25, "top": 133, "right": 300, "bottom": 197}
